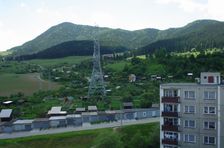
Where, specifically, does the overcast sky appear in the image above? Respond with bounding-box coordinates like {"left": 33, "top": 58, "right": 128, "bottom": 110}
{"left": 0, "top": 0, "right": 224, "bottom": 51}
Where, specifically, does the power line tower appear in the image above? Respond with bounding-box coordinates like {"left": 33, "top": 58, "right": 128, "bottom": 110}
{"left": 88, "top": 38, "right": 106, "bottom": 98}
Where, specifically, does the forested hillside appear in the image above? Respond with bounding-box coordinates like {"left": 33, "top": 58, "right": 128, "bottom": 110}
{"left": 7, "top": 19, "right": 224, "bottom": 58}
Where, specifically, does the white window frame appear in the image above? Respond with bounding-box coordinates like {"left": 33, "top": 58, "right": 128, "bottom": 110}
{"left": 184, "top": 105, "right": 195, "bottom": 114}
{"left": 184, "top": 91, "right": 195, "bottom": 99}
{"left": 204, "top": 91, "right": 216, "bottom": 100}
{"left": 204, "top": 121, "right": 216, "bottom": 130}
{"left": 184, "top": 120, "right": 196, "bottom": 128}
{"left": 204, "top": 106, "right": 216, "bottom": 114}
{"left": 184, "top": 134, "right": 196, "bottom": 143}
{"left": 203, "top": 136, "right": 216, "bottom": 145}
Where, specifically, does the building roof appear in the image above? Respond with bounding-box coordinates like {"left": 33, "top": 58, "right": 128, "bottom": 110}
{"left": 0, "top": 109, "right": 12, "bottom": 118}
{"left": 105, "top": 110, "right": 116, "bottom": 114}
{"left": 88, "top": 106, "right": 97, "bottom": 111}
{"left": 2, "top": 101, "right": 13, "bottom": 105}
{"left": 123, "top": 102, "right": 133, "bottom": 107}
{"left": 152, "top": 104, "right": 160, "bottom": 108}
{"left": 66, "top": 114, "right": 81, "bottom": 118}
{"left": 76, "top": 107, "right": 85, "bottom": 112}
{"left": 13, "top": 119, "right": 34, "bottom": 124}
{"left": 48, "top": 106, "right": 67, "bottom": 115}
{"left": 82, "top": 112, "right": 98, "bottom": 116}
{"left": 33, "top": 118, "right": 49, "bottom": 122}
{"left": 161, "top": 82, "right": 224, "bottom": 87}
{"left": 49, "top": 116, "right": 66, "bottom": 120}
{"left": 161, "top": 83, "right": 198, "bottom": 86}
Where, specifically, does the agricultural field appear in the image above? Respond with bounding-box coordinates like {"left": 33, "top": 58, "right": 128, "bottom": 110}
{"left": 28, "top": 56, "right": 91, "bottom": 67}
{"left": 0, "top": 122, "right": 159, "bottom": 148}
{"left": 0, "top": 73, "right": 61, "bottom": 96}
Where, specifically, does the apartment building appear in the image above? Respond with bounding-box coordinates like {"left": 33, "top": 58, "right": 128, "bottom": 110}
{"left": 160, "top": 72, "right": 224, "bottom": 148}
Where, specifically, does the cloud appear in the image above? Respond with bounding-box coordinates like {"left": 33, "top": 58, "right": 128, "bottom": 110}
{"left": 155, "top": 0, "right": 207, "bottom": 13}
{"left": 0, "top": 21, "right": 3, "bottom": 28}
{"left": 20, "top": 2, "right": 27, "bottom": 8}
{"left": 155, "top": 0, "right": 224, "bottom": 20}
{"left": 207, "top": 0, "right": 224, "bottom": 20}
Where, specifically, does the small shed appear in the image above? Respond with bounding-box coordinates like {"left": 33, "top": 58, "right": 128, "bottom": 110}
{"left": 98, "top": 111, "right": 116, "bottom": 121}
{"left": 82, "top": 112, "right": 98, "bottom": 123}
{"left": 0, "top": 109, "right": 13, "bottom": 122}
{"left": 0, "top": 122, "right": 13, "bottom": 133}
{"left": 123, "top": 102, "right": 133, "bottom": 109}
{"left": 48, "top": 106, "right": 67, "bottom": 116}
{"left": 32, "top": 118, "right": 50, "bottom": 130}
{"left": 88, "top": 106, "right": 98, "bottom": 112}
{"left": 66, "top": 114, "right": 82, "bottom": 126}
{"left": 49, "top": 116, "right": 67, "bottom": 128}
{"left": 123, "top": 109, "right": 135, "bottom": 120}
{"left": 13, "top": 120, "right": 33, "bottom": 132}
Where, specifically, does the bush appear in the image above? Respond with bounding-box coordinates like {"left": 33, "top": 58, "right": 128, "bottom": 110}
{"left": 93, "top": 131, "right": 123, "bottom": 148}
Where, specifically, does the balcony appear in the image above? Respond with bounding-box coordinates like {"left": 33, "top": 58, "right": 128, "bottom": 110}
{"left": 162, "top": 125, "right": 179, "bottom": 132}
{"left": 162, "top": 112, "right": 178, "bottom": 117}
{"left": 162, "top": 139, "right": 178, "bottom": 145}
{"left": 162, "top": 96, "right": 180, "bottom": 103}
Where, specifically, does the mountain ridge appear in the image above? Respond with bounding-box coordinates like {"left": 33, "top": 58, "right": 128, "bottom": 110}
{"left": 8, "top": 19, "right": 224, "bottom": 56}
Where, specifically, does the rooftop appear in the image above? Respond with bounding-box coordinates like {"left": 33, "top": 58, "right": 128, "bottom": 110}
{"left": 123, "top": 102, "right": 133, "bottom": 106}
{"left": 82, "top": 112, "right": 98, "bottom": 116}
{"left": 49, "top": 116, "right": 66, "bottom": 120}
{"left": 33, "top": 118, "right": 49, "bottom": 122}
{"left": 88, "top": 106, "right": 97, "bottom": 111}
{"left": 66, "top": 114, "right": 81, "bottom": 118}
{"left": 76, "top": 108, "right": 85, "bottom": 112}
{"left": 48, "top": 106, "right": 67, "bottom": 115}
{"left": 13, "top": 119, "right": 34, "bottom": 124}
{"left": 0, "top": 109, "right": 12, "bottom": 118}
{"left": 2, "top": 101, "right": 13, "bottom": 105}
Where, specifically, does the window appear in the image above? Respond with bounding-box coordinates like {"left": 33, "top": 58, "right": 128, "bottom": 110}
{"left": 204, "top": 121, "right": 216, "bottom": 130}
{"left": 204, "top": 107, "right": 216, "bottom": 114}
{"left": 164, "top": 89, "right": 178, "bottom": 97}
{"left": 184, "top": 106, "right": 195, "bottom": 113}
{"left": 204, "top": 91, "right": 216, "bottom": 100}
{"left": 204, "top": 136, "right": 216, "bottom": 145}
{"left": 164, "top": 118, "right": 178, "bottom": 126}
{"left": 164, "top": 104, "right": 178, "bottom": 112}
{"left": 143, "top": 112, "right": 146, "bottom": 117}
{"left": 184, "top": 91, "right": 195, "bottom": 99}
{"left": 164, "top": 132, "right": 178, "bottom": 140}
{"left": 184, "top": 120, "right": 196, "bottom": 128}
{"left": 184, "top": 134, "right": 196, "bottom": 143}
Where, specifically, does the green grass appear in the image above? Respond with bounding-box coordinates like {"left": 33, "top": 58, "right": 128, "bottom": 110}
{"left": 106, "top": 61, "right": 129, "bottom": 72}
{"left": 0, "top": 51, "right": 12, "bottom": 56}
{"left": 0, "top": 122, "right": 159, "bottom": 148}
{"left": 28, "top": 56, "right": 91, "bottom": 67}
{"left": 0, "top": 73, "right": 61, "bottom": 96}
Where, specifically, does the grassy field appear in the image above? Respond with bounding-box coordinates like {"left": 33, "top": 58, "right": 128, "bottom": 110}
{"left": 28, "top": 56, "right": 91, "bottom": 67}
{"left": 0, "top": 122, "right": 159, "bottom": 148}
{"left": 0, "top": 73, "right": 61, "bottom": 96}
{"left": 106, "top": 60, "right": 130, "bottom": 72}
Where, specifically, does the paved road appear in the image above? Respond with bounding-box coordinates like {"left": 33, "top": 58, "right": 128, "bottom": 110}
{"left": 0, "top": 117, "right": 160, "bottom": 139}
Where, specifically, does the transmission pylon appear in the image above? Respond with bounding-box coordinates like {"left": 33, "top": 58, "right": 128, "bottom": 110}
{"left": 88, "top": 37, "right": 106, "bottom": 98}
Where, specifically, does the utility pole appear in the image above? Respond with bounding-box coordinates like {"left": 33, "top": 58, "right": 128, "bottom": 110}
{"left": 88, "top": 26, "right": 106, "bottom": 98}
